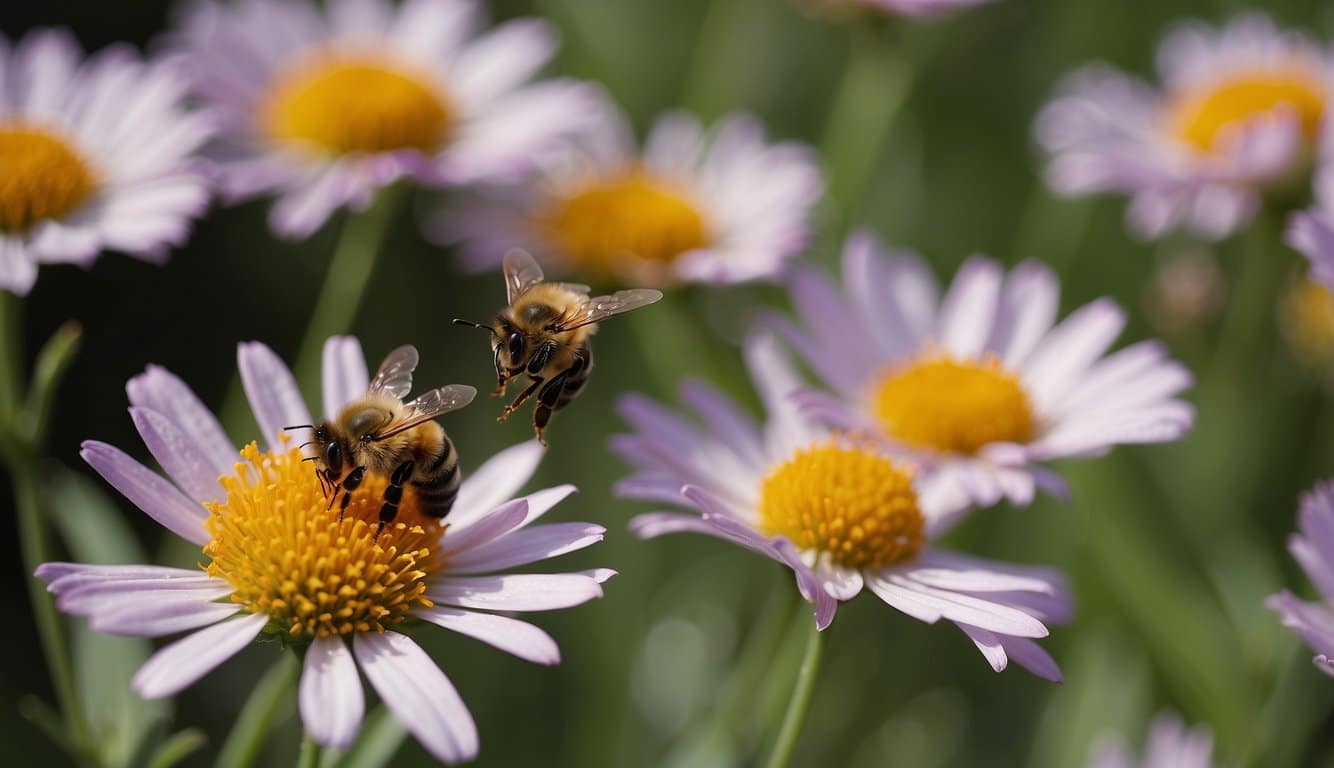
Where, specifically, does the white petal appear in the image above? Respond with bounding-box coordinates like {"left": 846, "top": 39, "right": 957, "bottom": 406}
{"left": 416, "top": 606, "right": 560, "bottom": 664}
{"left": 126, "top": 365, "right": 236, "bottom": 476}
{"left": 321, "top": 336, "right": 368, "bottom": 421}
{"left": 445, "top": 523, "right": 605, "bottom": 574}
{"left": 132, "top": 613, "right": 268, "bottom": 698}
{"left": 865, "top": 570, "right": 1048, "bottom": 637}
{"left": 353, "top": 632, "right": 479, "bottom": 765}
{"left": 937, "top": 256, "right": 1003, "bottom": 357}
{"left": 129, "top": 407, "right": 225, "bottom": 504}
{"left": 300, "top": 635, "right": 364, "bottom": 750}
{"left": 449, "top": 442, "right": 545, "bottom": 529}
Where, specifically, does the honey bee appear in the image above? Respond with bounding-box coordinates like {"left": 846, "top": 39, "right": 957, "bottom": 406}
{"left": 290, "top": 345, "right": 476, "bottom": 535}
{"left": 453, "top": 250, "right": 662, "bottom": 444}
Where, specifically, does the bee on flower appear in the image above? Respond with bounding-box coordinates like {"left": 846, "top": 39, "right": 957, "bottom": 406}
{"left": 0, "top": 28, "right": 214, "bottom": 295}
{"left": 429, "top": 95, "right": 823, "bottom": 287}
{"left": 37, "top": 336, "right": 612, "bottom": 764}
{"left": 761, "top": 232, "right": 1194, "bottom": 509}
{"left": 1037, "top": 13, "right": 1333, "bottom": 241}
{"left": 167, "top": 0, "right": 599, "bottom": 239}
{"left": 614, "top": 331, "right": 1071, "bottom": 680}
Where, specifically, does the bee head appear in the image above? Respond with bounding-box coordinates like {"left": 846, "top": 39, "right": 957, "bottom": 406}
{"left": 308, "top": 423, "right": 346, "bottom": 477}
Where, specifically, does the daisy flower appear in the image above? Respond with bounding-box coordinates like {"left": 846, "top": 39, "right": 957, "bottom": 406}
{"left": 1268, "top": 480, "right": 1334, "bottom": 677}
{"left": 764, "top": 232, "right": 1194, "bottom": 509}
{"left": 1036, "top": 13, "right": 1331, "bottom": 240}
{"left": 1089, "top": 712, "right": 1219, "bottom": 768}
{"left": 613, "top": 331, "right": 1071, "bottom": 681}
{"left": 37, "top": 336, "right": 611, "bottom": 763}
{"left": 429, "top": 98, "right": 823, "bottom": 286}
{"left": 0, "top": 28, "right": 213, "bottom": 295}
{"left": 169, "top": 0, "right": 598, "bottom": 239}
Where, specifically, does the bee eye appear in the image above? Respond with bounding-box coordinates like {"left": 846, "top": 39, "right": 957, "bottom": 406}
{"left": 507, "top": 332, "right": 524, "bottom": 360}
{"left": 325, "top": 441, "right": 342, "bottom": 473}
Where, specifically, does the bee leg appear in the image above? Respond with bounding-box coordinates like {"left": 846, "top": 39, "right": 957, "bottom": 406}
{"left": 532, "top": 371, "right": 570, "bottom": 446}
{"left": 374, "top": 460, "right": 414, "bottom": 538}
{"left": 499, "top": 376, "right": 543, "bottom": 421}
{"left": 337, "top": 466, "right": 366, "bottom": 522}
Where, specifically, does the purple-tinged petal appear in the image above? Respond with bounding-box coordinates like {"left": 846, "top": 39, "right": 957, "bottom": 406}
{"left": 126, "top": 365, "right": 235, "bottom": 476}
{"left": 1022, "top": 298, "right": 1126, "bottom": 409}
{"left": 81, "top": 441, "right": 209, "bottom": 546}
{"left": 865, "top": 570, "right": 1049, "bottom": 638}
{"left": 449, "top": 441, "right": 544, "bottom": 529}
{"left": 446, "top": 523, "right": 605, "bottom": 574}
{"left": 129, "top": 407, "right": 225, "bottom": 504}
{"left": 86, "top": 594, "right": 239, "bottom": 638}
{"left": 237, "top": 341, "right": 310, "bottom": 450}
{"left": 132, "top": 612, "right": 267, "bottom": 698}
{"left": 439, "top": 498, "right": 528, "bottom": 557}
{"left": 416, "top": 606, "right": 560, "bottom": 665}
{"left": 426, "top": 572, "right": 606, "bottom": 612}
{"left": 300, "top": 635, "right": 364, "bottom": 751}
{"left": 353, "top": 631, "right": 479, "bottom": 765}
{"left": 450, "top": 18, "right": 556, "bottom": 107}
{"left": 937, "top": 255, "right": 1003, "bottom": 358}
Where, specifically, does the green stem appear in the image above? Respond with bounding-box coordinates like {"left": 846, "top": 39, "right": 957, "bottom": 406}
{"left": 219, "top": 186, "right": 404, "bottom": 433}
{"left": 298, "top": 731, "right": 322, "bottom": 768}
{"left": 0, "top": 290, "right": 22, "bottom": 423}
{"left": 215, "top": 653, "right": 300, "bottom": 768}
{"left": 819, "top": 23, "right": 918, "bottom": 240}
{"left": 763, "top": 619, "right": 824, "bottom": 768}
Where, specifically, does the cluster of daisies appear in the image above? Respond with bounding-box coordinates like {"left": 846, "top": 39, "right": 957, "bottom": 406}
{"left": 12, "top": 1, "right": 1334, "bottom": 767}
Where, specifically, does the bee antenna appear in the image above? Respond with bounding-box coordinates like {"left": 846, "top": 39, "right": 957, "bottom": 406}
{"left": 452, "top": 319, "right": 492, "bottom": 331}
{"left": 301, "top": 456, "right": 319, "bottom": 462}
{"left": 283, "top": 424, "right": 314, "bottom": 431}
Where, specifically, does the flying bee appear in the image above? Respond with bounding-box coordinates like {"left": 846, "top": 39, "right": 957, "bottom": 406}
{"left": 453, "top": 249, "right": 663, "bottom": 445}
{"left": 289, "top": 345, "right": 476, "bottom": 536}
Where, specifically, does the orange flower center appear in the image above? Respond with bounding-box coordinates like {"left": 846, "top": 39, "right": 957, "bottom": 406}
{"left": 0, "top": 123, "right": 97, "bottom": 231}
{"left": 1167, "top": 67, "right": 1326, "bottom": 153}
{"left": 873, "top": 355, "right": 1036, "bottom": 454}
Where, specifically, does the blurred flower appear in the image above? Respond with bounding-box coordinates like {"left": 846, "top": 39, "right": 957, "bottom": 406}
{"left": 1143, "top": 250, "right": 1225, "bottom": 334}
{"left": 169, "top": 0, "right": 597, "bottom": 239}
{"left": 1089, "top": 712, "right": 1218, "bottom": 768}
{"left": 1036, "top": 13, "right": 1331, "bottom": 240}
{"left": 429, "top": 100, "right": 823, "bottom": 286}
{"left": 37, "top": 336, "right": 610, "bottom": 764}
{"left": 1280, "top": 273, "right": 1334, "bottom": 369}
{"left": 0, "top": 28, "right": 213, "bottom": 295}
{"left": 763, "top": 232, "right": 1195, "bottom": 509}
{"left": 800, "top": 0, "right": 993, "bottom": 19}
{"left": 613, "top": 332, "right": 1070, "bottom": 680}
{"left": 1268, "top": 480, "right": 1334, "bottom": 677}
{"left": 1287, "top": 175, "right": 1334, "bottom": 291}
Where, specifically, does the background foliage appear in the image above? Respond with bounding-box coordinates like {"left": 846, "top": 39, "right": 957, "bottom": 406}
{"left": 6, "top": 0, "right": 1334, "bottom": 765}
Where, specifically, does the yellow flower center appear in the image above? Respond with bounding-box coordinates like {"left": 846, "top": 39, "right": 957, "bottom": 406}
{"left": 1168, "top": 67, "right": 1326, "bottom": 153}
{"left": 543, "top": 170, "right": 709, "bottom": 271}
{"left": 873, "top": 355, "right": 1036, "bottom": 454}
{"left": 262, "top": 56, "right": 452, "bottom": 155}
{"left": 0, "top": 123, "right": 97, "bottom": 232}
{"left": 758, "top": 441, "right": 924, "bottom": 571}
{"left": 204, "top": 443, "right": 442, "bottom": 641}
{"left": 1281, "top": 275, "right": 1334, "bottom": 365}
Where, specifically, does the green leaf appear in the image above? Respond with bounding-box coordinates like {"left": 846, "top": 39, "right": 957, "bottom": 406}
{"left": 330, "top": 707, "right": 407, "bottom": 768}
{"left": 144, "top": 729, "right": 207, "bottom": 768}
{"left": 215, "top": 654, "right": 298, "bottom": 768}
{"left": 45, "top": 465, "right": 170, "bottom": 768}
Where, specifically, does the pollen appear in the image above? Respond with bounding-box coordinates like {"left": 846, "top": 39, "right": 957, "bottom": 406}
{"left": 759, "top": 441, "right": 924, "bottom": 571}
{"left": 542, "top": 169, "right": 709, "bottom": 273}
{"left": 262, "top": 55, "right": 452, "bottom": 155}
{"left": 0, "top": 124, "right": 97, "bottom": 232}
{"left": 203, "top": 443, "right": 444, "bottom": 642}
{"left": 873, "top": 354, "right": 1036, "bottom": 455}
{"left": 1167, "top": 67, "right": 1326, "bottom": 153}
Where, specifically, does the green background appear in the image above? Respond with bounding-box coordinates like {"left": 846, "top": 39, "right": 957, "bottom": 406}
{"left": 5, "top": 0, "right": 1334, "bottom": 765}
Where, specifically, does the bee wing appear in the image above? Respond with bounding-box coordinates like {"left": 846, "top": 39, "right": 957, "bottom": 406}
{"left": 556, "top": 289, "right": 664, "bottom": 331}
{"left": 367, "top": 345, "right": 419, "bottom": 400}
{"left": 375, "top": 384, "right": 477, "bottom": 439}
{"left": 503, "top": 249, "right": 546, "bottom": 303}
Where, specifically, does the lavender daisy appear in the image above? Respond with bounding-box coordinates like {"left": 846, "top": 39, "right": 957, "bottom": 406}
{"left": 614, "top": 331, "right": 1070, "bottom": 681}
{"left": 0, "top": 28, "right": 213, "bottom": 295}
{"left": 764, "top": 232, "right": 1194, "bottom": 508}
{"left": 37, "top": 336, "right": 611, "bottom": 763}
{"left": 169, "top": 0, "right": 598, "bottom": 239}
{"left": 1268, "top": 480, "right": 1334, "bottom": 677}
{"left": 1037, "top": 13, "right": 1331, "bottom": 240}
{"left": 1089, "top": 712, "right": 1219, "bottom": 768}
{"left": 429, "top": 99, "right": 823, "bottom": 286}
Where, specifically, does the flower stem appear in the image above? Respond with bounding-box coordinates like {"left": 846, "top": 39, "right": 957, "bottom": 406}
{"left": 763, "top": 618, "right": 824, "bottom": 768}
{"left": 298, "top": 731, "right": 322, "bottom": 768}
{"left": 216, "top": 653, "right": 300, "bottom": 768}
{"left": 0, "top": 291, "right": 90, "bottom": 755}
{"left": 218, "top": 185, "right": 404, "bottom": 432}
